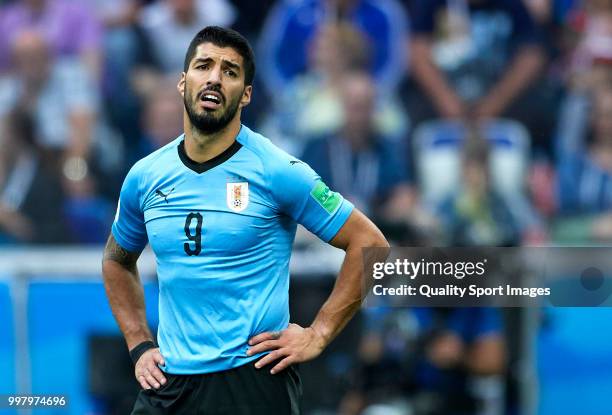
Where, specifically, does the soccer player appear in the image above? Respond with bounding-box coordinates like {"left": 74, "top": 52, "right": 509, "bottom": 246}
{"left": 102, "top": 26, "right": 388, "bottom": 414}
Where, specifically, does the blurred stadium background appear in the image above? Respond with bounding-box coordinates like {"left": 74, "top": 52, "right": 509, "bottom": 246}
{"left": 0, "top": 0, "right": 612, "bottom": 414}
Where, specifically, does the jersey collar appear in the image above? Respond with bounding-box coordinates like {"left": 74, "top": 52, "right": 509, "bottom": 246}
{"left": 177, "top": 135, "right": 243, "bottom": 174}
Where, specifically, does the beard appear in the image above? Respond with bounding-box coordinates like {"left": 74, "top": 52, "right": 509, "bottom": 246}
{"left": 183, "top": 83, "right": 243, "bottom": 135}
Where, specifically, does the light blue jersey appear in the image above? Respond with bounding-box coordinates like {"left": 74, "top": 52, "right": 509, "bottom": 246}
{"left": 112, "top": 125, "right": 353, "bottom": 374}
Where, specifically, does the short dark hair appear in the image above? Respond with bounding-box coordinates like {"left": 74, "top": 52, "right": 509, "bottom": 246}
{"left": 184, "top": 26, "right": 255, "bottom": 86}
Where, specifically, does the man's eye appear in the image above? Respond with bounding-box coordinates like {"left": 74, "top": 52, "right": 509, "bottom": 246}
{"left": 225, "top": 70, "right": 237, "bottom": 77}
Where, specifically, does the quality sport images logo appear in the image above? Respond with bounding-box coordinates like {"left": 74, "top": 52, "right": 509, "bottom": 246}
{"left": 361, "top": 247, "right": 612, "bottom": 308}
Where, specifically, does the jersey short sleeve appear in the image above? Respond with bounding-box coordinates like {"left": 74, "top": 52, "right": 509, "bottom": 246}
{"left": 111, "top": 163, "right": 148, "bottom": 252}
{"left": 269, "top": 157, "right": 354, "bottom": 242}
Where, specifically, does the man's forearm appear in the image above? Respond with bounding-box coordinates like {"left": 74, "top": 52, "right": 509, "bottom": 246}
{"left": 246, "top": 211, "right": 389, "bottom": 373}
{"left": 482, "top": 46, "right": 545, "bottom": 114}
{"left": 311, "top": 212, "right": 389, "bottom": 346}
{"left": 310, "top": 244, "right": 365, "bottom": 345}
{"left": 102, "top": 235, "right": 152, "bottom": 350}
{"left": 411, "top": 38, "right": 463, "bottom": 116}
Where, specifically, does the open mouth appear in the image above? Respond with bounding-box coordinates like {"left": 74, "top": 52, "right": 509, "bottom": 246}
{"left": 199, "top": 91, "right": 223, "bottom": 110}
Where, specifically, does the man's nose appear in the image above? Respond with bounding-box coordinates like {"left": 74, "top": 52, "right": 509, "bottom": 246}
{"left": 207, "top": 65, "right": 222, "bottom": 85}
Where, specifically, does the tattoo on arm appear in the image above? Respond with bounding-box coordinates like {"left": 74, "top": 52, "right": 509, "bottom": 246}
{"left": 103, "top": 235, "right": 140, "bottom": 272}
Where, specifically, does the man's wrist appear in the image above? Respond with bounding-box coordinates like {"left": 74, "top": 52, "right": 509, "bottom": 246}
{"left": 129, "top": 340, "right": 157, "bottom": 365}
{"left": 309, "top": 324, "right": 331, "bottom": 349}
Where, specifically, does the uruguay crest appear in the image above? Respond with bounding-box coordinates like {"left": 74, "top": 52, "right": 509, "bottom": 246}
{"left": 226, "top": 182, "right": 249, "bottom": 212}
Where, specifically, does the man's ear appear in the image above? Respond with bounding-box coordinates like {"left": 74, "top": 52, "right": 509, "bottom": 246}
{"left": 240, "top": 85, "right": 252, "bottom": 108}
{"left": 177, "top": 72, "right": 186, "bottom": 98}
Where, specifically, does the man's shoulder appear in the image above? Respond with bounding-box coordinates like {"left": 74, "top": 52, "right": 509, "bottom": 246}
{"left": 239, "top": 125, "right": 315, "bottom": 187}
{"left": 239, "top": 125, "right": 297, "bottom": 166}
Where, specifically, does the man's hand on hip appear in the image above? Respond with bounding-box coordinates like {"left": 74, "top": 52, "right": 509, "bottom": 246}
{"left": 135, "top": 348, "right": 167, "bottom": 390}
{"left": 247, "top": 323, "right": 326, "bottom": 374}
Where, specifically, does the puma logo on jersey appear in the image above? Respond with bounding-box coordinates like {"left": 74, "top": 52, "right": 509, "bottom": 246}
{"left": 155, "top": 187, "right": 175, "bottom": 203}
{"left": 289, "top": 160, "right": 303, "bottom": 165}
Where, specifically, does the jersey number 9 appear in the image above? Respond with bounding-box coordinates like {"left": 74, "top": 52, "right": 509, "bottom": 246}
{"left": 184, "top": 212, "right": 203, "bottom": 256}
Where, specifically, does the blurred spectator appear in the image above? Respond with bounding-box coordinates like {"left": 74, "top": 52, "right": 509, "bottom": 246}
{"left": 0, "top": 0, "right": 102, "bottom": 77}
{"left": 139, "top": 0, "right": 236, "bottom": 75}
{"left": 438, "top": 136, "right": 520, "bottom": 246}
{"left": 0, "top": 30, "right": 119, "bottom": 243}
{"left": 340, "top": 307, "right": 505, "bottom": 415}
{"left": 92, "top": 0, "right": 153, "bottom": 172}
{"left": 62, "top": 177, "right": 115, "bottom": 244}
{"left": 139, "top": 77, "right": 184, "bottom": 156}
{"left": 521, "top": 0, "right": 580, "bottom": 25}
{"left": 0, "top": 30, "right": 97, "bottom": 163}
{"left": 527, "top": 0, "right": 612, "bottom": 218}
{"left": 406, "top": 0, "right": 555, "bottom": 151}
{"left": 258, "top": 0, "right": 408, "bottom": 95}
{"left": 301, "top": 71, "right": 416, "bottom": 224}
{"left": 548, "top": 1, "right": 612, "bottom": 241}
{"left": 555, "top": 76, "right": 612, "bottom": 242}
{"left": 437, "top": 134, "right": 543, "bottom": 246}
{"left": 523, "top": 0, "right": 554, "bottom": 23}
{"left": 567, "top": 0, "right": 612, "bottom": 83}
{"left": 227, "top": 0, "right": 276, "bottom": 42}
{"left": 262, "top": 21, "right": 407, "bottom": 151}
{"left": 91, "top": 0, "right": 143, "bottom": 29}
{"left": 412, "top": 117, "right": 545, "bottom": 244}
{"left": 0, "top": 107, "right": 67, "bottom": 244}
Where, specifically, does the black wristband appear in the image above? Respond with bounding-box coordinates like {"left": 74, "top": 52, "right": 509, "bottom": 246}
{"left": 129, "top": 340, "right": 156, "bottom": 365}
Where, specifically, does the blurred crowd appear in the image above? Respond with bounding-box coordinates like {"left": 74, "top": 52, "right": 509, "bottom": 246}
{"left": 0, "top": 0, "right": 611, "bottom": 414}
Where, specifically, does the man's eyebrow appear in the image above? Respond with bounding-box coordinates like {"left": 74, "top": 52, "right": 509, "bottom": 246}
{"left": 221, "top": 60, "right": 240, "bottom": 71}
{"left": 192, "top": 57, "right": 213, "bottom": 65}
{"left": 192, "top": 57, "right": 241, "bottom": 71}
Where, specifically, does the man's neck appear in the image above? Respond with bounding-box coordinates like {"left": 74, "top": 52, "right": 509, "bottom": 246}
{"left": 183, "top": 116, "right": 242, "bottom": 163}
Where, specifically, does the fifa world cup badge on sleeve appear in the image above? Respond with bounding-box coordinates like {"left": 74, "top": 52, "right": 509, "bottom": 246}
{"left": 227, "top": 182, "right": 249, "bottom": 212}
{"left": 311, "top": 180, "right": 341, "bottom": 214}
